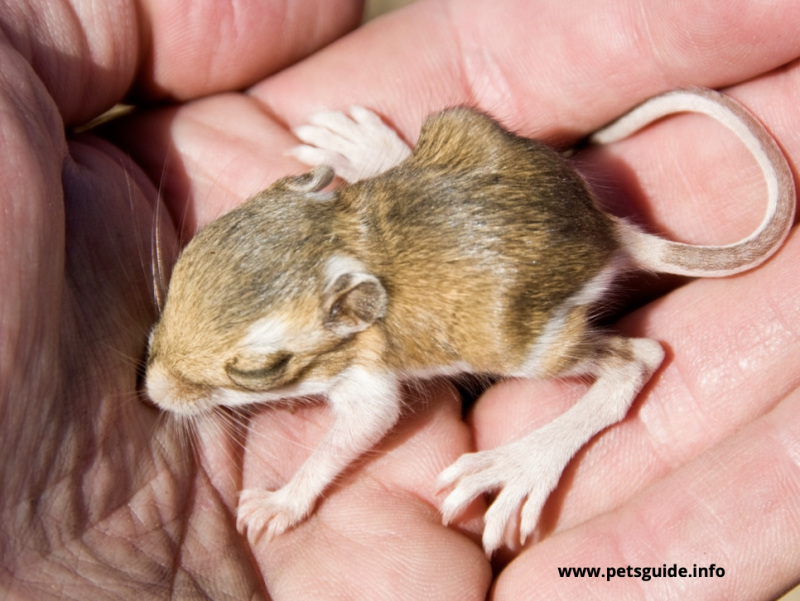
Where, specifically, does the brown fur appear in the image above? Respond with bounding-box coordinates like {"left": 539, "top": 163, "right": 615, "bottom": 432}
{"left": 147, "top": 108, "right": 621, "bottom": 408}
{"left": 350, "top": 108, "right": 619, "bottom": 373}
{"left": 144, "top": 89, "right": 794, "bottom": 552}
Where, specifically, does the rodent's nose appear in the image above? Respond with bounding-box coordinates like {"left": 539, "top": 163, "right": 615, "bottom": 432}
{"left": 143, "top": 362, "right": 211, "bottom": 416}
{"left": 143, "top": 362, "right": 179, "bottom": 412}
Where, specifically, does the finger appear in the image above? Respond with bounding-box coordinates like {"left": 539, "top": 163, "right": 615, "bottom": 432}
{"left": 134, "top": 0, "right": 364, "bottom": 101}
{"left": 0, "top": 24, "right": 68, "bottom": 503}
{"left": 4, "top": 0, "right": 363, "bottom": 126}
{"left": 239, "top": 381, "right": 492, "bottom": 600}
{"left": 106, "top": 92, "right": 310, "bottom": 238}
{"left": 493, "top": 385, "right": 800, "bottom": 600}
{"left": 0, "top": 0, "right": 140, "bottom": 125}
{"left": 253, "top": 0, "right": 800, "bottom": 140}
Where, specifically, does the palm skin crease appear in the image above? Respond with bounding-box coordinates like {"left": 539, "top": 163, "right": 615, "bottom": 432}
{"left": 0, "top": 3, "right": 489, "bottom": 599}
{"left": 4, "top": 0, "right": 800, "bottom": 600}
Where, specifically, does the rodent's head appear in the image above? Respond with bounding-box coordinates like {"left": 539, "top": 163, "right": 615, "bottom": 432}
{"left": 145, "top": 167, "right": 387, "bottom": 415}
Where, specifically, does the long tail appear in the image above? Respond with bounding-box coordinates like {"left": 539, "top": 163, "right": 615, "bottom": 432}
{"left": 591, "top": 88, "right": 795, "bottom": 277}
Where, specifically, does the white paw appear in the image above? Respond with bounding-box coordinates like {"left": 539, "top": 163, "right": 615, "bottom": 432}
{"left": 289, "top": 106, "right": 412, "bottom": 183}
{"left": 236, "top": 487, "right": 313, "bottom": 546}
{"left": 437, "top": 436, "right": 571, "bottom": 555}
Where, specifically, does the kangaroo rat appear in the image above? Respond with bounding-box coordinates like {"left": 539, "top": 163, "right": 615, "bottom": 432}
{"left": 145, "top": 88, "right": 795, "bottom": 554}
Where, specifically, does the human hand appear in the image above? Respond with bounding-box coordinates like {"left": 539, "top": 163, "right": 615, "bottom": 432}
{"left": 4, "top": 1, "right": 800, "bottom": 600}
{"left": 256, "top": 2, "right": 799, "bottom": 598}
{"left": 0, "top": 1, "right": 473, "bottom": 599}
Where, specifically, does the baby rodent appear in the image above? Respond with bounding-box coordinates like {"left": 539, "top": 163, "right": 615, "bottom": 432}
{"left": 145, "top": 88, "right": 795, "bottom": 554}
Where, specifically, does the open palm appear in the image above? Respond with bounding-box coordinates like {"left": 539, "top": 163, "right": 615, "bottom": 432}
{"left": 3, "top": 1, "right": 800, "bottom": 600}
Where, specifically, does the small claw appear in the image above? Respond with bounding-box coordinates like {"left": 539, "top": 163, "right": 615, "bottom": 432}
{"left": 308, "top": 111, "right": 358, "bottom": 137}
{"left": 349, "top": 105, "right": 383, "bottom": 126}
{"left": 246, "top": 525, "right": 264, "bottom": 547}
{"left": 439, "top": 496, "right": 467, "bottom": 526}
{"left": 435, "top": 455, "right": 483, "bottom": 491}
{"left": 480, "top": 491, "right": 519, "bottom": 554}
{"left": 482, "top": 527, "right": 503, "bottom": 558}
{"left": 236, "top": 487, "right": 310, "bottom": 547}
{"left": 519, "top": 494, "right": 547, "bottom": 546}
{"left": 435, "top": 470, "right": 457, "bottom": 494}
{"left": 287, "top": 144, "right": 345, "bottom": 171}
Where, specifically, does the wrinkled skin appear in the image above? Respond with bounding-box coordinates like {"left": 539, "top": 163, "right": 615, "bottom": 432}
{"left": 2, "top": 0, "right": 800, "bottom": 599}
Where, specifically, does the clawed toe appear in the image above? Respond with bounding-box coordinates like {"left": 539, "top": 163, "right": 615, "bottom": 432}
{"left": 437, "top": 440, "right": 567, "bottom": 554}
{"left": 290, "top": 106, "right": 412, "bottom": 182}
{"left": 236, "top": 487, "right": 310, "bottom": 546}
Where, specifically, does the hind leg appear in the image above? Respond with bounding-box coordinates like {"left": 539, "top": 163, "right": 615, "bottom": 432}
{"left": 289, "top": 106, "right": 412, "bottom": 183}
{"left": 437, "top": 336, "right": 664, "bottom": 555}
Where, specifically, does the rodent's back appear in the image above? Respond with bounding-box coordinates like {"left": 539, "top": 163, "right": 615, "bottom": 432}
{"left": 343, "top": 108, "right": 621, "bottom": 373}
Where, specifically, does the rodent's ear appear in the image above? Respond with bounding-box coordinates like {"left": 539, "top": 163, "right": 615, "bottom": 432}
{"left": 225, "top": 351, "right": 292, "bottom": 391}
{"left": 324, "top": 273, "right": 386, "bottom": 336}
{"left": 280, "top": 165, "right": 335, "bottom": 193}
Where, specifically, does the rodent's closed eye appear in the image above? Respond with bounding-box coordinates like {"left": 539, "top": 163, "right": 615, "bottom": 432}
{"left": 225, "top": 352, "right": 294, "bottom": 391}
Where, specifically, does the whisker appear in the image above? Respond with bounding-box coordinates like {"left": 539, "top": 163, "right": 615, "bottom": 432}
{"left": 152, "top": 152, "right": 175, "bottom": 315}
{"left": 152, "top": 194, "right": 166, "bottom": 314}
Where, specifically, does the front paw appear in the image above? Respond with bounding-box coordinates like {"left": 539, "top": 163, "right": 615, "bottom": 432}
{"left": 236, "top": 487, "right": 313, "bottom": 546}
{"left": 289, "top": 106, "right": 411, "bottom": 183}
